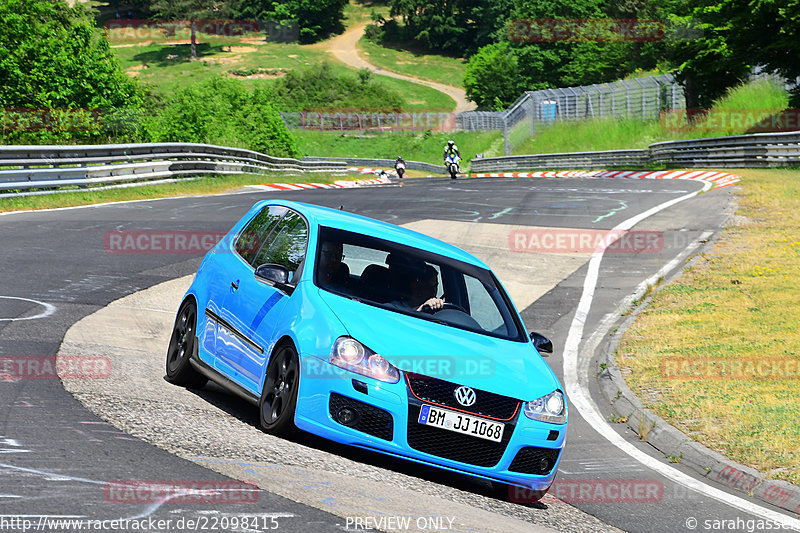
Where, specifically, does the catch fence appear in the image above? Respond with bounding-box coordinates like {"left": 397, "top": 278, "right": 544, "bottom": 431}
{"left": 280, "top": 74, "right": 685, "bottom": 156}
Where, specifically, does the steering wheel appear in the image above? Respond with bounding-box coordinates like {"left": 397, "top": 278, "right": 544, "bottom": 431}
{"left": 420, "top": 302, "right": 468, "bottom": 314}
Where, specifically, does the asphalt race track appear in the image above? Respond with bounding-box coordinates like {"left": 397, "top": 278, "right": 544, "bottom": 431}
{"left": 1, "top": 176, "right": 798, "bottom": 533}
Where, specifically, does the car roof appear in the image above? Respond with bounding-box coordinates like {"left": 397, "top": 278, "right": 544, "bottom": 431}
{"left": 262, "top": 199, "right": 489, "bottom": 269}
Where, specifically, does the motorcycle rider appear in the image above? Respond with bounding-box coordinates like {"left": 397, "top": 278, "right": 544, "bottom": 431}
{"left": 395, "top": 156, "right": 406, "bottom": 185}
{"left": 443, "top": 139, "right": 460, "bottom": 177}
{"left": 443, "top": 140, "right": 460, "bottom": 164}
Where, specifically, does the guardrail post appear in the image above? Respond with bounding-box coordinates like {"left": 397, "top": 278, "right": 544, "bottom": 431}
{"left": 611, "top": 89, "right": 616, "bottom": 118}
{"left": 503, "top": 114, "right": 510, "bottom": 156}
{"left": 634, "top": 78, "right": 646, "bottom": 121}
{"left": 620, "top": 80, "right": 631, "bottom": 119}
{"left": 655, "top": 79, "right": 661, "bottom": 116}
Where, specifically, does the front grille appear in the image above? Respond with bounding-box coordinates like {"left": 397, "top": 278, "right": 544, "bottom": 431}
{"left": 508, "top": 446, "right": 560, "bottom": 475}
{"left": 329, "top": 393, "right": 393, "bottom": 441}
{"left": 406, "top": 405, "right": 514, "bottom": 467}
{"left": 405, "top": 373, "right": 520, "bottom": 420}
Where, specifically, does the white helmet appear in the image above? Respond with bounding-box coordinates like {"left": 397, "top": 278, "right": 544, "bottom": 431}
{"left": 447, "top": 140, "right": 455, "bottom": 146}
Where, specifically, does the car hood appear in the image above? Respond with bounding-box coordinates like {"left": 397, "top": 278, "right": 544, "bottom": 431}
{"left": 317, "top": 290, "right": 560, "bottom": 400}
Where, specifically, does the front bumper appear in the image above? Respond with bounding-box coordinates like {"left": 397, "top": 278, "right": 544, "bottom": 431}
{"left": 294, "top": 356, "right": 566, "bottom": 491}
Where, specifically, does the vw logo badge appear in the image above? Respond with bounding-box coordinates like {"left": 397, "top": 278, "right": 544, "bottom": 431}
{"left": 454, "top": 386, "right": 476, "bottom": 407}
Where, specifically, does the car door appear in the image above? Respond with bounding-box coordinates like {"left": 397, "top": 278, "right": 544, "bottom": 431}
{"left": 217, "top": 209, "right": 308, "bottom": 394}
{"left": 208, "top": 205, "right": 286, "bottom": 374}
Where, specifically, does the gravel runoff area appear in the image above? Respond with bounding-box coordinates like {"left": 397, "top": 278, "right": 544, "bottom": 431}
{"left": 58, "top": 276, "right": 620, "bottom": 533}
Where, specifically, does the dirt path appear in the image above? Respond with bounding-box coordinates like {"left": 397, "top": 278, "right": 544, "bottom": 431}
{"left": 321, "top": 23, "right": 476, "bottom": 113}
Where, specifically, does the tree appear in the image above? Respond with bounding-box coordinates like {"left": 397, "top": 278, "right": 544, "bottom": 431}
{"left": 464, "top": 0, "right": 635, "bottom": 105}
{"left": 148, "top": 0, "right": 232, "bottom": 58}
{"left": 143, "top": 76, "right": 300, "bottom": 157}
{"left": 389, "top": 0, "right": 513, "bottom": 55}
{"left": 0, "top": 0, "right": 140, "bottom": 110}
{"left": 231, "top": 0, "right": 348, "bottom": 43}
{"left": 721, "top": 0, "right": 800, "bottom": 105}
{"left": 464, "top": 42, "right": 526, "bottom": 109}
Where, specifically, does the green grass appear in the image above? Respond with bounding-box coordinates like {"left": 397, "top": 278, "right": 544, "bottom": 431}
{"left": 0, "top": 172, "right": 347, "bottom": 213}
{"left": 374, "top": 74, "right": 455, "bottom": 111}
{"left": 358, "top": 37, "right": 467, "bottom": 88}
{"left": 113, "top": 41, "right": 329, "bottom": 96}
{"left": 514, "top": 118, "right": 678, "bottom": 154}
{"left": 616, "top": 168, "right": 800, "bottom": 485}
{"left": 343, "top": 1, "right": 389, "bottom": 27}
{"left": 712, "top": 78, "right": 789, "bottom": 114}
{"left": 513, "top": 78, "right": 790, "bottom": 155}
{"left": 293, "top": 129, "right": 503, "bottom": 166}
{"left": 112, "top": 40, "right": 455, "bottom": 111}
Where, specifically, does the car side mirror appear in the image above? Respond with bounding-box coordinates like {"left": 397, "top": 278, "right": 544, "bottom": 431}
{"left": 529, "top": 332, "right": 553, "bottom": 355}
{"left": 255, "top": 263, "right": 295, "bottom": 295}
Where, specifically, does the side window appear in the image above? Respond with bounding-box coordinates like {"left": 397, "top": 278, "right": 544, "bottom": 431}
{"left": 253, "top": 211, "right": 309, "bottom": 281}
{"left": 464, "top": 274, "right": 506, "bottom": 335}
{"left": 235, "top": 205, "right": 287, "bottom": 265}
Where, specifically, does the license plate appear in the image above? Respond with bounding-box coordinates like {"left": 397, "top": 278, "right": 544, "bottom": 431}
{"left": 417, "top": 404, "right": 504, "bottom": 442}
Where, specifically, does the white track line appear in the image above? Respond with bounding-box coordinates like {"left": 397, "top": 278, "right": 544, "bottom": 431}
{"left": 563, "top": 181, "right": 800, "bottom": 529}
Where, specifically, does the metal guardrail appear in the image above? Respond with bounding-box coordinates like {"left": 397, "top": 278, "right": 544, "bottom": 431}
{"left": 303, "top": 156, "right": 447, "bottom": 175}
{"left": 472, "top": 130, "right": 800, "bottom": 172}
{"left": 472, "top": 150, "right": 649, "bottom": 172}
{"left": 4, "top": 131, "right": 798, "bottom": 196}
{"left": 0, "top": 143, "right": 347, "bottom": 194}
{"left": 649, "top": 131, "right": 800, "bottom": 168}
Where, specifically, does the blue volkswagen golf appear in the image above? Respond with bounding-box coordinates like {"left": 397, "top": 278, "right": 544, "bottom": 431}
{"left": 166, "top": 199, "right": 567, "bottom": 497}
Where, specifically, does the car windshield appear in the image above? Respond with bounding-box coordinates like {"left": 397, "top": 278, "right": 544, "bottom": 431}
{"left": 314, "top": 226, "right": 525, "bottom": 341}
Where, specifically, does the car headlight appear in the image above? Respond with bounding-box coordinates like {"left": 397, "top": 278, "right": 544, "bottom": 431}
{"left": 330, "top": 337, "right": 400, "bottom": 383}
{"left": 524, "top": 390, "right": 567, "bottom": 424}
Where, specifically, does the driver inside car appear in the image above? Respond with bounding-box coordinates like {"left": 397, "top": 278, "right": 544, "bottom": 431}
{"left": 317, "top": 240, "right": 350, "bottom": 289}
{"left": 392, "top": 263, "right": 444, "bottom": 312}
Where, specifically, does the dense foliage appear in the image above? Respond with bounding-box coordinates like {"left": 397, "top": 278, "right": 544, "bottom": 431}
{"left": 270, "top": 63, "right": 404, "bottom": 112}
{"left": 230, "top": 0, "right": 348, "bottom": 43}
{"left": 143, "top": 77, "right": 300, "bottom": 156}
{"left": 148, "top": 0, "right": 228, "bottom": 58}
{"left": 385, "top": 0, "right": 513, "bottom": 55}
{"left": 0, "top": 0, "right": 142, "bottom": 142}
{"left": 0, "top": 0, "right": 403, "bottom": 149}
{"left": 668, "top": 0, "right": 800, "bottom": 107}
{"left": 382, "top": 0, "right": 799, "bottom": 109}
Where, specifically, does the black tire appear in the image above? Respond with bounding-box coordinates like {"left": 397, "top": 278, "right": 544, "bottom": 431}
{"left": 259, "top": 343, "right": 299, "bottom": 436}
{"left": 165, "top": 300, "right": 207, "bottom": 388}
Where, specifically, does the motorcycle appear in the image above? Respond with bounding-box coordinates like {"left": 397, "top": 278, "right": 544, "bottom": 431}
{"left": 445, "top": 153, "right": 460, "bottom": 179}
{"left": 395, "top": 160, "right": 406, "bottom": 180}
